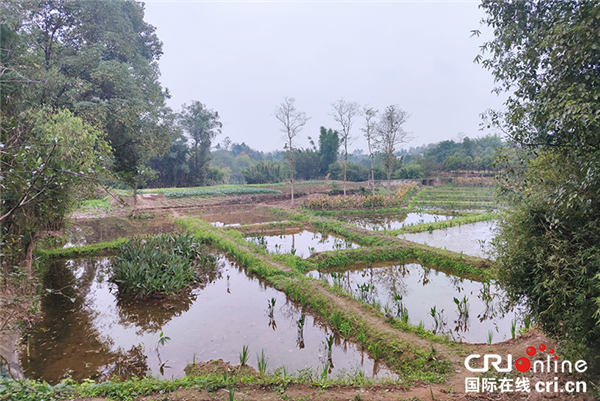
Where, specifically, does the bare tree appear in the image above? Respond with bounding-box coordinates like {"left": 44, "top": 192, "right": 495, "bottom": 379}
{"left": 331, "top": 99, "right": 360, "bottom": 196}
{"left": 361, "top": 106, "right": 378, "bottom": 195}
{"left": 274, "top": 96, "right": 310, "bottom": 204}
{"left": 377, "top": 105, "right": 412, "bottom": 196}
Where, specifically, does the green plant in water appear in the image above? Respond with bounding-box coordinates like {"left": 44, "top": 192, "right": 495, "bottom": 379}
{"left": 511, "top": 319, "right": 517, "bottom": 339}
{"left": 267, "top": 297, "right": 276, "bottom": 318}
{"left": 257, "top": 349, "right": 269, "bottom": 375}
{"left": 453, "top": 296, "right": 469, "bottom": 318}
{"left": 110, "top": 233, "right": 216, "bottom": 298}
{"left": 330, "top": 310, "right": 343, "bottom": 331}
{"left": 158, "top": 332, "right": 170, "bottom": 347}
{"left": 487, "top": 330, "right": 494, "bottom": 345}
{"left": 368, "top": 341, "right": 381, "bottom": 361}
{"left": 239, "top": 344, "right": 250, "bottom": 366}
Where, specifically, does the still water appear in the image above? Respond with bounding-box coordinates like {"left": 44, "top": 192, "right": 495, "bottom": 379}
{"left": 23, "top": 256, "right": 392, "bottom": 384}
{"left": 309, "top": 262, "right": 518, "bottom": 344}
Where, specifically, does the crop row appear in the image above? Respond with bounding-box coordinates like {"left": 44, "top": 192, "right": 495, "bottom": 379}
{"left": 164, "top": 187, "right": 282, "bottom": 198}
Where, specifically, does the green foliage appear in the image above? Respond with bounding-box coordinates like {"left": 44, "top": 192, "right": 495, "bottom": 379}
{"left": 319, "top": 127, "right": 340, "bottom": 175}
{"left": 242, "top": 161, "right": 286, "bottom": 184}
{"left": 479, "top": 0, "right": 600, "bottom": 372}
{"left": 110, "top": 233, "right": 216, "bottom": 298}
{"left": 164, "top": 187, "right": 282, "bottom": 198}
{"left": 239, "top": 344, "right": 250, "bottom": 367}
{"left": 179, "top": 101, "right": 222, "bottom": 187}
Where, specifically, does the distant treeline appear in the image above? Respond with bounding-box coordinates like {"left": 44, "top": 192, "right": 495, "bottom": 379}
{"left": 147, "top": 131, "right": 503, "bottom": 187}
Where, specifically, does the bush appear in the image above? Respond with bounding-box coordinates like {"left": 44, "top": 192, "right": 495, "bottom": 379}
{"left": 110, "top": 234, "right": 217, "bottom": 298}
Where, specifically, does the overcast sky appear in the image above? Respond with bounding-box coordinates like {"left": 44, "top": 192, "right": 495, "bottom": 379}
{"left": 143, "top": 1, "right": 507, "bottom": 153}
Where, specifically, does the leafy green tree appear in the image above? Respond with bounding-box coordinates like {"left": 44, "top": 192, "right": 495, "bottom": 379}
{"left": 318, "top": 127, "right": 340, "bottom": 175}
{"left": 1, "top": 109, "right": 110, "bottom": 272}
{"left": 1, "top": 0, "right": 178, "bottom": 204}
{"left": 179, "top": 101, "right": 222, "bottom": 187}
{"left": 478, "top": 0, "right": 600, "bottom": 370}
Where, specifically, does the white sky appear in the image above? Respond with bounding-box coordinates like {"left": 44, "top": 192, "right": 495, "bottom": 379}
{"left": 143, "top": 0, "right": 507, "bottom": 153}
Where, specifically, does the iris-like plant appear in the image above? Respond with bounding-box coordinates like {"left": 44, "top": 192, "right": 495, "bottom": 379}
{"left": 110, "top": 233, "right": 217, "bottom": 298}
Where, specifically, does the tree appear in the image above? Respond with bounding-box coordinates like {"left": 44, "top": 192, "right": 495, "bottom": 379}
{"left": 274, "top": 97, "right": 310, "bottom": 204}
{"left": 376, "top": 105, "right": 412, "bottom": 195}
{"left": 478, "top": 0, "right": 600, "bottom": 369}
{"left": 331, "top": 99, "right": 360, "bottom": 196}
{"left": 179, "top": 101, "right": 222, "bottom": 186}
{"left": 0, "top": 0, "right": 178, "bottom": 205}
{"left": 361, "top": 107, "right": 378, "bottom": 195}
{"left": 318, "top": 127, "right": 340, "bottom": 175}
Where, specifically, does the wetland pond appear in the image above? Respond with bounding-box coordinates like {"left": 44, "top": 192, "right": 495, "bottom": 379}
{"left": 336, "top": 212, "right": 455, "bottom": 231}
{"left": 245, "top": 230, "right": 359, "bottom": 258}
{"left": 66, "top": 217, "right": 176, "bottom": 247}
{"left": 24, "top": 255, "right": 392, "bottom": 384}
{"left": 400, "top": 221, "right": 497, "bottom": 259}
{"left": 309, "top": 262, "right": 518, "bottom": 344}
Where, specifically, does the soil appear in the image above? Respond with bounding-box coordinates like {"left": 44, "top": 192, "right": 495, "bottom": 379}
{"left": 17, "top": 182, "right": 597, "bottom": 400}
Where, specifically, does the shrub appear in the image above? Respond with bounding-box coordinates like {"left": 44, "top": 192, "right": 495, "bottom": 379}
{"left": 110, "top": 233, "right": 217, "bottom": 298}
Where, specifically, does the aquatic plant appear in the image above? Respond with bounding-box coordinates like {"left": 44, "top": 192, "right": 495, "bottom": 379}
{"left": 267, "top": 297, "right": 276, "bottom": 319}
{"left": 487, "top": 330, "right": 494, "bottom": 345}
{"left": 453, "top": 296, "right": 469, "bottom": 318}
{"left": 110, "top": 233, "right": 217, "bottom": 298}
{"left": 511, "top": 319, "right": 517, "bottom": 339}
{"left": 239, "top": 344, "right": 250, "bottom": 366}
{"left": 257, "top": 349, "right": 269, "bottom": 375}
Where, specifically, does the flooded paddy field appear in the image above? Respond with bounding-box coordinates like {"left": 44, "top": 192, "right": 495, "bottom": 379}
{"left": 23, "top": 255, "right": 392, "bottom": 384}
{"left": 336, "top": 211, "right": 455, "bottom": 231}
{"left": 66, "top": 217, "right": 176, "bottom": 247}
{"left": 199, "top": 209, "right": 283, "bottom": 228}
{"left": 309, "top": 262, "right": 518, "bottom": 344}
{"left": 400, "top": 220, "right": 497, "bottom": 259}
{"left": 245, "top": 230, "right": 359, "bottom": 258}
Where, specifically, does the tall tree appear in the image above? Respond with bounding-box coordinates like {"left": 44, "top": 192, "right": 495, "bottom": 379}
{"left": 376, "top": 105, "right": 411, "bottom": 196}
{"left": 318, "top": 127, "right": 340, "bottom": 176}
{"left": 478, "top": 0, "right": 600, "bottom": 368}
{"left": 331, "top": 99, "right": 360, "bottom": 196}
{"left": 179, "top": 101, "right": 222, "bottom": 186}
{"left": 361, "top": 107, "right": 378, "bottom": 195}
{"left": 1, "top": 0, "right": 178, "bottom": 204}
{"left": 274, "top": 97, "right": 310, "bottom": 204}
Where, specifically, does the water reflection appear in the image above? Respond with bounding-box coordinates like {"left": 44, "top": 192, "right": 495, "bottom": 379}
{"left": 337, "top": 212, "right": 454, "bottom": 231}
{"left": 400, "top": 221, "right": 497, "bottom": 259}
{"left": 309, "top": 263, "right": 519, "bottom": 343}
{"left": 24, "top": 256, "right": 394, "bottom": 384}
{"left": 245, "top": 230, "right": 359, "bottom": 258}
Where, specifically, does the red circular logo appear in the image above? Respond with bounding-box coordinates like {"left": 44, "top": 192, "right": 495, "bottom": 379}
{"left": 515, "top": 357, "right": 531, "bottom": 372}
{"left": 526, "top": 346, "right": 536, "bottom": 356}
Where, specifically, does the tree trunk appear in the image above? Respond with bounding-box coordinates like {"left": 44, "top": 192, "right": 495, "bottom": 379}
{"left": 386, "top": 167, "right": 391, "bottom": 196}
{"left": 370, "top": 157, "right": 375, "bottom": 196}
{"left": 343, "top": 149, "right": 348, "bottom": 197}
{"left": 133, "top": 180, "right": 138, "bottom": 206}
